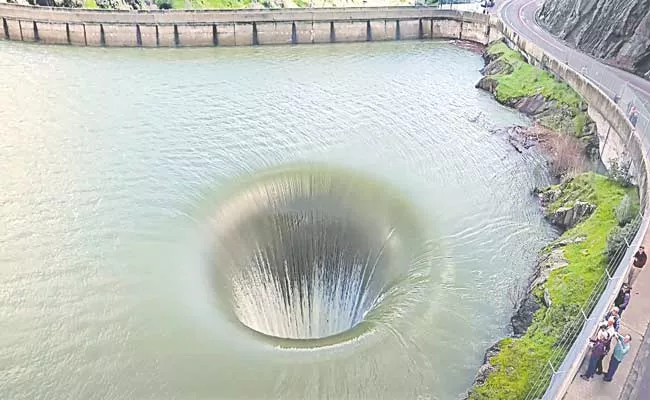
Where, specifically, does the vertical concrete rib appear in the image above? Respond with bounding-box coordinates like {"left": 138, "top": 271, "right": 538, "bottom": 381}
{"left": 252, "top": 22, "right": 259, "bottom": 45}
{"left": 212, "top": 24, "right": 218, "bottom": 46}
{"left": 366, "top": 20, "right": 371, "bottom": 41}
{"left": 18, "top": 20, "right": 24, "bottom": 41}
{"left": 329, "top": 21, "right": 335, "bottom": 43}
{"left": 2, "top": 17, "right": 9, "bottom": 40}
{"left": 32, "top": 21, "right": 39, "bottom": 42}
{"left": 173, "top": 24, "right": 179, "bottom": 47}
{"left": 66, "top": 23, "right": 71, "bottom": 45}
{"left": 136, "top": 24, "right": 142, "bottom": 47}
{"left": 99, "top": 23, "right": 105, "bottom": 46}
{"left": 396, "top": 20, "right": 401, "bottom": 40}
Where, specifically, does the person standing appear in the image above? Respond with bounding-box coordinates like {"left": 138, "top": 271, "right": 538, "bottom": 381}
{"left": 614, "top": 283, "right": 631, "bottom": 317}
{"left": 581, "top": 323, "right": 610, "bottom": 380}
{"left": 603, "top": 333, "right": 632, "bottom": 382}
{"left": 628, "top": 245, "right": 647, "bottom": 288}
{"left": 604, "top": 308, "right": 621, "bottom": 332}
{"left": 595, "top": 317, "right": 617, "bottom": 375}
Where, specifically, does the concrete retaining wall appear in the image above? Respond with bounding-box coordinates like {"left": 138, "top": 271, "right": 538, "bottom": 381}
{"left": 0, "top": 4, "right": 491, "bottom": 47}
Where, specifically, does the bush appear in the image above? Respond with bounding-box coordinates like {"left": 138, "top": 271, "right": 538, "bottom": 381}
{"left": 156, "top": 0, "right": 172, "bottom": 8}
{"left": 548, "top": 133, "right": 588, "bottom": 179}
{"left": 606, "top": 222, "right": 638, "bottom": 262}
{"left": 615, "top": 194, "right": 635, "bottom": 226}
{"left": 609, "top": 157, "right": 634, "bottom": 187}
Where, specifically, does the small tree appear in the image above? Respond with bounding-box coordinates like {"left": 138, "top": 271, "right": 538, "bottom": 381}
{"left": 615, "top": 194, "right": 635, "bottom": 226}
{"left": 609, "top": 157, "right": 634, "bottom": 187}
{"left": 606, "top": 222, "right": 638, "bottom": 262}
{"left": 156, "top": 0, "right": 172, "bottom": 8}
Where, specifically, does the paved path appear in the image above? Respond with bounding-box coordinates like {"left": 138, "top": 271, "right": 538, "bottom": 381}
{"left": 496, "top": 1, "right": 650, "bottom": 399}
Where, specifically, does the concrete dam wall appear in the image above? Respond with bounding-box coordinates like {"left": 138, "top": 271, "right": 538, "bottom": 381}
{"left": 0, "top": 5, "right": 493, "bottom": 47}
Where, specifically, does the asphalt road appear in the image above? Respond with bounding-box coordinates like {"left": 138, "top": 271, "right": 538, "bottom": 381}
{"left": 498, "top": 0, "right": 650, "bottom": 114}
{"left": 496, "top": 1, "right": 650, "bottom": 399}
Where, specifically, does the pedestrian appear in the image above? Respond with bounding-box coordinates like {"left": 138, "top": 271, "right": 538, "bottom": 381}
{"left": 581, "top": 322, "right": 610, "bottom": 380}
{"left": 604, "top": 307, "right": 621, "bottom": 332}
{"left": 603, "top": 333, "right": 632, "bottom": 382}
{"left": 594, "top": 317, "right": 617, "bottom": 375}
{"left": 628, "top": 245, "right": 646, "bottom": 288}
{"left": 614, "top": 283, "right": 631, "bottom": 317}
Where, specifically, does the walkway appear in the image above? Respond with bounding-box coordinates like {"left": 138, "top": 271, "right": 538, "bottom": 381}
{"left": 496, "top": 0, "right": 650, "bottom": 399}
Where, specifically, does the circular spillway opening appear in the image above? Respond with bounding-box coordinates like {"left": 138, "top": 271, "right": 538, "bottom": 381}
{"left": 209, "top": 164, "right": 423, "bottom": 341}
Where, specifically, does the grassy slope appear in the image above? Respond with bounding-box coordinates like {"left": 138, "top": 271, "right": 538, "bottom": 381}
{"left": 470, "top": 173, "right": 637, "bottom": 399}
{"left": 485, "top": 41, "right": 587, "bottom": 135}
{"left": 84, "top": 0, "right": 98, "bottom": 7}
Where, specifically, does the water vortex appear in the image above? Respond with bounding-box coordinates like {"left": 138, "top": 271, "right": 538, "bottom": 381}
{"left": 209, "top": 164, "right": 425, "bottom": 342}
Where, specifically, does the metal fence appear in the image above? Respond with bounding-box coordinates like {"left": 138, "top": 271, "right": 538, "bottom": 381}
{"left": 520, "top": 47, "right": 650, "bottom": 399}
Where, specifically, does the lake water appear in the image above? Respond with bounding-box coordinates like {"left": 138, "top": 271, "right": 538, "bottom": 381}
{"left": 0, "top": 40, "right": 557, "bottom": 399}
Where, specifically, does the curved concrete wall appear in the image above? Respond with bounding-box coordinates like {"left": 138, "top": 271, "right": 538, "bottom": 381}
{"left": 0, "top": 4, "right": 492, "bottom": 47}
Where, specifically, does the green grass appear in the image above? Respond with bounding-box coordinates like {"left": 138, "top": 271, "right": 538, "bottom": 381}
{"left": 485, "top": 41, "right": 586, "bottom": 135}
{"left": 470, "top": 173, "right": 637, "bottom": 399}
{"left": 84, "top": 0, "right": 98, "bottom": 8}
{"left": 171, "top": 0, "right": 252, "bottom": 8}
{"left": 293, "top": 0, "right": 308, "bottom": 6}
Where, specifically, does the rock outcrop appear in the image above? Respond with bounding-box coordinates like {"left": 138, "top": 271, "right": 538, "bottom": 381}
{"left": 476, "top": 41, "right": 599, "bottom": 159}
{"left": 547, "top": 200, "right": 596, "bottom": 229}
{"left": 539, "top": 0, "right": 650, "bottom": 80}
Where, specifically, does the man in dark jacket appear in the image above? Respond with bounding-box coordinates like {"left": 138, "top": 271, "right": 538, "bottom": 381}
{"left": 628, "top": 245, "right": 646, "bottom": 287}
{"left": 614, "top": 283, "right": 631, "bottom": 317}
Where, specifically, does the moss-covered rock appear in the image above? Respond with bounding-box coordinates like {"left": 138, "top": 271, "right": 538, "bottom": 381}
{"left": 476, "top": 40, "right": 598, "bottom": 156}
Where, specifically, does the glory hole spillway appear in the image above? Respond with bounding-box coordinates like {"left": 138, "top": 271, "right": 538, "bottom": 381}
{"left": 0, "top": 40, "right": 557, "bottom": 399}
{"left": 208, "top": 165, "right": 427, "bottom": 343}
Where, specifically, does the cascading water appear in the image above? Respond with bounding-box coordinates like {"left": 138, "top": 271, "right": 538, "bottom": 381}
{"left": 209, "top": 164, "right": 427, "bottom": 341}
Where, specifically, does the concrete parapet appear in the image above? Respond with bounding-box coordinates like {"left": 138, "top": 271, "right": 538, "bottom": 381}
{"left": 103, "top": 23, "right": 137, "bottom": 46}
{"left": 138, "top": 24, "right": 157, "bottom": 47}
{"left": 0, "top": 5, "right": 493, "bottom": 48}
{"left": 431, "top": 18, "right": 460, "bottom": 40}
{"left": 157, "top": 24, "right": 175, "bottom": 47}
{"left": 234, "top": 22, "right": 253, "bottom": 46}
{"left": 84, "top": 23, "right": 102, "bottom": 46}
{"left": 36, "top": 21, "right": 68, "bottom": 44}
{"left": 68, "top": 23, "right": 85, "bottom": 45}
{"left": 398, "top": 19, "right": 420, "bottom": 40}
{"left": 177, "top": 24, "right": 213, "bottom": 46}
{"left": 333, "top": 20, "right": 367, "bottom": 43}
{"left": 256, "top": 21, "right": 293, "bottom": 45}
{"left": 19, "top": 19, "right": 36, "bottom": 41}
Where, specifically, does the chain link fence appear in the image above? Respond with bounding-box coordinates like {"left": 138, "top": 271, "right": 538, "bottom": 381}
{"left": 519, "top": 47, "right": 650, "bottom": 400}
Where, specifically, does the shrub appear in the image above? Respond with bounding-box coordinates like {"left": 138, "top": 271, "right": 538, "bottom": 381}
{"left": 156, "top": 0, "right": 172, "bottom": 8}
{"left": 608, "top": 157, "right": 634, "bottom": 187}
{"left": 606, "top": 222, "right": 638, "bottom": 262}
{"left": 615, "top": 194, "right": 635, "bottom": 226}
{"left": 547, "top": 133, "right": 588, "bottom": 179}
